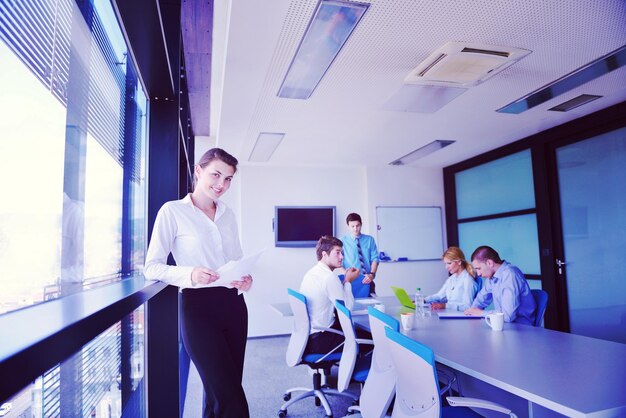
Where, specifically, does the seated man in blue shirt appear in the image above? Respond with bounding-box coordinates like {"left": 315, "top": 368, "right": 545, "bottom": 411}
{"left": 340, "top": 213, "right": 380, "bottom": 298}
{"left": 464, "top": 245, "right": 537, "bottom": 325}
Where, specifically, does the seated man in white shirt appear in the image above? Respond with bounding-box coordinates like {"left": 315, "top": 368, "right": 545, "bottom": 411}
{"left": 300, "top": 235, "right": 360, "bottom": 355}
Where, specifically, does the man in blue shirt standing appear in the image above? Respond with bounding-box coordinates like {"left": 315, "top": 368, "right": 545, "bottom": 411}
{"left": 340, "top": 213, "right": 380, "bottom": 298}
{"left": 464, "top": 245, "right": 537, "bottom": 325}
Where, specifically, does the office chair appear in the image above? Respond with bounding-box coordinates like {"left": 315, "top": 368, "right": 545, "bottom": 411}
{"left": 384, "top": 326, "right": 517, "bottom": 418}
{"left": 345, "top": 307, "right": 457, "bottom": 418}
{"left": 334, "top": 300, "right": 373, "bottom": 415}
{"left": 351, "top": 306, "right": 401, "bottom": 418}
{"left": 531, "top": 289, "right": 549, "bottom": 327}
{"left": 279, "top": 289, "right": 358, "bottom": 418}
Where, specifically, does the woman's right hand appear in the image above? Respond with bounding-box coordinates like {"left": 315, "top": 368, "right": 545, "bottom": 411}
{"left": 191, "top": 267, "right": 220, "bottom": 285}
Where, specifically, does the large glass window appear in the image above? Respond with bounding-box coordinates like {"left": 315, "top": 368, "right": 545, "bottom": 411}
{"left": 2, "top": 306, "right": 145, "bottom": 418}
{"left": 0, "top": 41, "right": 66, "bottom": 311}
{"left": 0, "top": 0, "right": 147, "bottom": 312}
{"left": 1, "top": 1, "right": 151, "bottom": 416}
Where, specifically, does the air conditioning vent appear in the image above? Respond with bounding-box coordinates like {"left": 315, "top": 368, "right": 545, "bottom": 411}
{"left": 405, "top": 41, "right": 531, "bottom": 86}
{"left": 417, "top": 53, "right": 447, "bottom": 77}
{"left": 460, "top": 47, "right": 510, "bottom": 58}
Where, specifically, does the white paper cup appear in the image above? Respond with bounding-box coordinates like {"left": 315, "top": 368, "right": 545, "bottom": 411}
{"left": 401, "top": 312, "right": 415, "bottom": 330}
{"left": 485, "top": 312, "right": 504, "bottom": 331}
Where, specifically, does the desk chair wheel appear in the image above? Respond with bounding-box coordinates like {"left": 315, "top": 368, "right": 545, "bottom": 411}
{"left": 315, "top": 397, "right": 321, "bottom": 406}
{"left": 282, "top": 393, "right": 291, "bottom": 401}
{"left": 278, "top": 409, "right": 287, "bottom": 417}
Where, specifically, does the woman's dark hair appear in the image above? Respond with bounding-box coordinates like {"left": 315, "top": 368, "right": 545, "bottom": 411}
{"left": 194, "top": 148, "right": 238, "bottom": 188}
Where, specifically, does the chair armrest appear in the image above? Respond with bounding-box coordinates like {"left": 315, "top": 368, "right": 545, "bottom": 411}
{"left": 311, "top": 327, "right": 344, "bottom": 336}
{"left": 446, "top": 397, "right": 517, "bottom": 417}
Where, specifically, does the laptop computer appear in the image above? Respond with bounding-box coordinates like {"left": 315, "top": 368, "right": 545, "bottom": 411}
{"left": 391, "top": 286, "right": 415, "bottom": 309}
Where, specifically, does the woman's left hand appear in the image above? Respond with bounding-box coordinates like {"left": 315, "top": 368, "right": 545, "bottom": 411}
{"left": 231, "top": 274, "right": 253, "bottom": 292}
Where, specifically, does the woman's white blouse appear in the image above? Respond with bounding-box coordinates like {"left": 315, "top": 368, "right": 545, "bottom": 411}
{"left": 144, "top": 194, "right": 243, "bottom": 288}
{"left": 425, "top": 269, "right": 477, "bottom": 311}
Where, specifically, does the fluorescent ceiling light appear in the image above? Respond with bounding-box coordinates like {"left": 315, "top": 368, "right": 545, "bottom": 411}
{"left": 390, "top": 140, "right": 455, "bottom": 165}
{"left": 498, "top": 44, "right": 626, "bottom": 114}
{"left": 248, "top": 132, "right": 285, "bottom": 162}
{"left": 277, "top": 0, "right": 369, "bottom": 99}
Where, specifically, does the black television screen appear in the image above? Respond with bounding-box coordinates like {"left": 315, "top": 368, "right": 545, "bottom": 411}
{"left": 274, "top": 206, "right": 336, "bottom": 247}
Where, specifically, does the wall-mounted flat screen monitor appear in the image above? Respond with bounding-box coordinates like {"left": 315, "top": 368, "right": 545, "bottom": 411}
{"left": 274, "top": 206, "right": 336, "bottom": 247}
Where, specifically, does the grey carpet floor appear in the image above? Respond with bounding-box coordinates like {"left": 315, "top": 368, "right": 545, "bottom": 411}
{"left": 183, "top": 335, "right": 360, "bottom": 418}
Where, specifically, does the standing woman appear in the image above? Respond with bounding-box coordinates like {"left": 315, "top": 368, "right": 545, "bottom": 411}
{"left": 144, "top": 148, "right": 252, "bottom": 418}
{"left": 425, "top": 246, "right": 478, "bottom": 311}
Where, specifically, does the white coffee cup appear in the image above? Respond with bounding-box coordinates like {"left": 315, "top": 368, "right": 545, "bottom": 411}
{"left": 485, "top": 312, "right": 504, "bottom": 331}
{"left": 374, "top": 303, "right": 386, "bottom": 313}
{"left": 401, "top": 312, "right": 415, "bottom": 330}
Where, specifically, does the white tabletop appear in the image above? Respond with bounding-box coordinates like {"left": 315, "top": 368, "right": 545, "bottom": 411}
{"left": 354, "top": 297, "right": 626, "bottom": 418}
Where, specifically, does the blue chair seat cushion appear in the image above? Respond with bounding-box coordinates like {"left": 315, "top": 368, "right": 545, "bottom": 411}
{"left": 352, "top": 355, "right": 371, "bottom": 383}
{"left": 302, "top": 352, "right": 342, "bottom": 364}
{"left": 442, "top": 406, "right": 483, "bottom": 417}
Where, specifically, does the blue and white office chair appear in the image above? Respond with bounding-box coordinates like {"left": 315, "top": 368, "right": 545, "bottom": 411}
{"left": 335, "top": 301, "right": 373, "bottom": 401}
{"left": 279, "top": 289, "right": 357, "bottom": 418}
{"left": 530, "top": 289, "right": 548, "bottom": 327}
{"left": 356, "top": 306, "right": 401, "bottom": 418}
{"left": 384, "top": 326, "right": 517, "bottom": 418}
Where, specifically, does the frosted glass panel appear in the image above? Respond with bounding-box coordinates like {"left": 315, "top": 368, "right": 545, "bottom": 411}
{"left": 557, "top": 127, "right": 626, "bottom": 344}
{"left": 456, "top": 150, "right": 535, "bottom": 219}
{"left": 458, "top": 214, "right": 540, "bottom": 275}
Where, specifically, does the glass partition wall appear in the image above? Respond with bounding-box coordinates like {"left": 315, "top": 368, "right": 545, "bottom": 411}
{"left": 444, "top": 103, "right": 626, "bottom": 343}
{"left": 553, "top": 128, "right": 626, "bottom": 343}
{"left": 454, "top": 150, "right": 542, "bottom": 286}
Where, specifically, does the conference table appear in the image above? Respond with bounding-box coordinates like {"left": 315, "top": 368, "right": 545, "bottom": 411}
{"left": 351, "top": 297, "right": 626, "bottom": 418}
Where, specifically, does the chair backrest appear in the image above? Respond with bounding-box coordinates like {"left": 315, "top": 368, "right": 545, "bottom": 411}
{"left": 531, "top": 289, "right": 548, "bottom": 327}
{"left": 385, "top": 327, "right": 441, "bottom": 418}
{"left": 359, "top": 306, "right": 400, "bottom": 417}
{"left": 286, "top": 288, "right": 311, "bottom": 367}
{"left": 335, "top": 300, "right": 359, "bottom": 392}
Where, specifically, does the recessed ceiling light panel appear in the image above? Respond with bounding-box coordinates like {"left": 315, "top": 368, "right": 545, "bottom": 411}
{"left": 248, "top": 132, "right": 285, "bottom": 162}
{"left": 498, "top": 45, "right": 626, "bottom": 114}
{"left": 277, "top": 0, "right": 369, "bottom": 100}
{"left": 390, "top": 140, "right": 455, "bottom": 165}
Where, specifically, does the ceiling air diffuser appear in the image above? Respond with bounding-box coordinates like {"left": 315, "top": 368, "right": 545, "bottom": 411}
{"left": 405, "top": 41, "right": 531, "bottom": 87}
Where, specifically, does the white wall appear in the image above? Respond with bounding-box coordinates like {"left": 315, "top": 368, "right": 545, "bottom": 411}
{"left": 231, "top": 163, "right": 448, "bottom": 337}
{"left": 364, "top": 165, "right": 448, "bottom": 299}
{"left": 194, "top": 136, "right": 215, "bottom": 163}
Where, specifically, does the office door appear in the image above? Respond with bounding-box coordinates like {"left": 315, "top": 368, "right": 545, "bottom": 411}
{"left": 551, "top": 127, "right": 626, "bottom": 343}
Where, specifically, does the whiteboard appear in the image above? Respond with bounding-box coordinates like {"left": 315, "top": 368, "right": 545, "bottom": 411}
{"left": 376, "top": 206, "right": 444, "bottom": 261}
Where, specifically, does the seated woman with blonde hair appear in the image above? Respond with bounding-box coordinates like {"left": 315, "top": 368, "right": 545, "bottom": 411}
{"left": 425, "top": 246, "right": 478, "bottom": 311}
